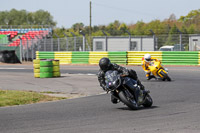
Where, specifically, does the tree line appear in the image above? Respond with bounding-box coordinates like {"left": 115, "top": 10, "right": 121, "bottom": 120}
{"left": 0, "top": 9, "right": 56, "bottom": 26}
{"left": 54, "top": 9, "right": 200, "bottom": 38}
{"left": 0, "top": 8, "right": 200, "bottom": 39}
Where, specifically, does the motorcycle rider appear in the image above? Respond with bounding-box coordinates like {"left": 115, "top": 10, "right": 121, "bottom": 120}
{"left": 142, "top": 54, "right": 159, "bottom": 80}
{"left": 98, "top": 57, "right": 146, "bottom": 104}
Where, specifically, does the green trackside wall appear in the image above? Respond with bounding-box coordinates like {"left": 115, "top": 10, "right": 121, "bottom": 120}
{"left": 35, "top": 51, "right": 200, "bottom": 66}
{"left": 71, "top": 52, "right": 89, "bottom": 64}
{"left": 36, "top": 51, "right": 55, "bottom": 59}
{"left": 108, "top": 51, "right": 127, "bottom": 65}
{"left": 162, "top": 51, "right": 199, "bottom": 65}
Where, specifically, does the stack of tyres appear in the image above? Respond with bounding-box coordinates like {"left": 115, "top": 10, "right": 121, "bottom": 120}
{"left": 52, "top": 60, "right": 61, "bottom": 77}
{"left": 33, "top": 59, "right": 40, "bottom": 78}
{"left": 40, "top": 60, "right": 53, "bottom": 78}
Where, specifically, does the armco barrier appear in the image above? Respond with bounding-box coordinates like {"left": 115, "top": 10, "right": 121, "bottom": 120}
{"left": 36, "top": 51, "right": 54, "bottom": 59}
{"left": 127, "top": 51, "right": 162, "bottom": 65}
{"left": 54, "top": 52, "right": 72, "bottom": 64}
{"left": 162, "top": 51, "right": 199, "bottom": 65}
{"left": 89, "top": 52, "right": 108, "bottom": 64}
{"left": 108, "top": 51, "right": 127, "bottom": 65}
{"left": 199, "top": 52, "right": 200, "bottom": 65}
{"left": 35, "top": 51, "right": 200, "bottom": 66}
{"left": 72, "top": 52, "right": 89, "bottom": 64}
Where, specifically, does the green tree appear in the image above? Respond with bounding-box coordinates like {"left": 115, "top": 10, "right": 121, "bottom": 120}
{"left": 71, "top": 23, "right": 84, "bottom": 32}
{"left": 187, "top": 24, "right": 195, "bottom": 34}
{"left": 132, "top": 21, "right": 145, "bottom": 35}
{"left": 165, "top": 24, "right": 179, "bottom": 45}
{"left": 118, "top": 23, "right": 128, "bottom": 34}
{"left": 0, "top": 9, "right": 56, "bottom": 26}
{"left": 33, "top": 10, "right": 56, "bottom": 26}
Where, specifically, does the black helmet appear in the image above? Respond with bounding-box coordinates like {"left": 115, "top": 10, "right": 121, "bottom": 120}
{"left": 99, "top": 57, "right": 111, "bottom": 71}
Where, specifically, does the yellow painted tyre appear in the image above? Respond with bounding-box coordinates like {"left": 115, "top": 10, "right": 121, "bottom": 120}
{"left": 33, "top": 59, "right": 40, "bottom": 64}
{"left": 34, "top": 68, "right": 40, "bottom": 73}
{"left": 53, "top": 60, "right": 60, "bottom": 66}
{"left": 53, "top": 72, "right": 61, "bottom": 77}
{"left": 33, "top": 64, "right": 40, "bottom": 69}
{"left": 34, "top": 73, "right": 40, "bottom": 78}
{"left": 53, "top": 66, "right": 60, "bottom": 72}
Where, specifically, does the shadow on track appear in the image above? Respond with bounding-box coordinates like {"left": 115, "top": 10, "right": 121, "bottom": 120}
{"left": 117, "top": 105, "right": 159, "bottom": 111}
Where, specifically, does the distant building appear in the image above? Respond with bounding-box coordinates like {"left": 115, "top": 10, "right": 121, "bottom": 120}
{"left": 93, "top": 36, "right": 155, "bottom": 51}
{"left": 189, "top": 34, "right": 200, "bottom": 51}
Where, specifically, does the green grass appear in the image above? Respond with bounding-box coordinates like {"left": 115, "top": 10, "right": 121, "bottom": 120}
{"left": 0, "top": 90, "right": 67, "bottom": 107}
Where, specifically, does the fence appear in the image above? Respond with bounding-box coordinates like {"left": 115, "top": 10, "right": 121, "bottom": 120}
{"left": 1, "top": 34, "right": 200, "bottom": 63}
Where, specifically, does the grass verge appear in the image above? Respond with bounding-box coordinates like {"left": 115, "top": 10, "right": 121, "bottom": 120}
{"left": 0, "top": 89, "right": 67, "bottom": 107}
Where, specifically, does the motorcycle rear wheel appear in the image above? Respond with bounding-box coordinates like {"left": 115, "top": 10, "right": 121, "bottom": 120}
{"left": 118, "top": 90, "right": 138, "bottom": 110}
{"left": 160, "top": 71, "right": 171, "bottom": 81}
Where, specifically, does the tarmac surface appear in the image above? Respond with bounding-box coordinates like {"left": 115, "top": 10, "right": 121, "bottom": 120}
{"left": 0, "top": 63, "right": 200, "bottom": 133}
{"left": 0, "top": 63, "right": 104, "bottom": 99}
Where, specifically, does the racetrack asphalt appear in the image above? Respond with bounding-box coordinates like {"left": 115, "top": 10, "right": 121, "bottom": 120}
{"left": 0, "top": 63, "right": 200, "bottom": 133}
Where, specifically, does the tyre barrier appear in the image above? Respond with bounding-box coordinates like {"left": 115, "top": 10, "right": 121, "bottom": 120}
{"left": 40, "top": 60, "right": 53, "bottom": 78}
{"left": 52, "top": 60, "right": 61, "bottom": 77}
{"left": 33, "top": 59, "right": 60, "bottom": 78}
{"left": 33, "top": 59, "right": 40, "bottom": 78}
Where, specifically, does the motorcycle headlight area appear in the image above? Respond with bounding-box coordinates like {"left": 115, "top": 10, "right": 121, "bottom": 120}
{"left": 108, "top": 79, "right": 121, "bottom": 90}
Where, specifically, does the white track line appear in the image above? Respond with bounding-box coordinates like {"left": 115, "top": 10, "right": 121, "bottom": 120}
{"left": 0, "top": 68, "right": 25, "bottom": 69}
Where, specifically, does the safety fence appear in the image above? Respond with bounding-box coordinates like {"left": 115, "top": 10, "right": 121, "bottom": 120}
{"left": 35, "top": 51, "right": 200, "bottom": 65}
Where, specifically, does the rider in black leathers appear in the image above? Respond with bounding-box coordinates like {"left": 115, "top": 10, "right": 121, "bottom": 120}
{"left": 97, "top": 57, "right": 146, "bottom": 104}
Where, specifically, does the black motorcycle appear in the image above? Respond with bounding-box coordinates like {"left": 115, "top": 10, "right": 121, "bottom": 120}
{"left": 105, "top": 70, "right": 153, "bottom": 110}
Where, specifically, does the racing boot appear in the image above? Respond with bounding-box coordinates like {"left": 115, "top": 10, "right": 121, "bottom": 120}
{"left": 137, "top": 80, "right": 150, "bottom": 94}
{"left": 147, "top": 75, "right": 156, "bottom": 80}
{"left": 111, "top": 94, "right": 118, "bottom": 104}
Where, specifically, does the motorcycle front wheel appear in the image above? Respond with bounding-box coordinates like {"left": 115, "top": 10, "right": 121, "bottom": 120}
{"left": 118, "top": 90, "right": 138, "bottom": 110}
{"left": 160, "top": 70, "right": 171, "bottom": 81}
{"left": 143, "top": 94, "right": 153, "bottom": 107}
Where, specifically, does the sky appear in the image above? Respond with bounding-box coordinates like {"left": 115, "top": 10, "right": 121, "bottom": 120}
{"left": 1, "top": 0, "right": 200, "bottom": 28}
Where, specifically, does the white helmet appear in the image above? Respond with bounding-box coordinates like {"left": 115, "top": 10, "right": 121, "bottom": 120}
{"left": 144, "top": 54, "right": 151, "bottom": 62}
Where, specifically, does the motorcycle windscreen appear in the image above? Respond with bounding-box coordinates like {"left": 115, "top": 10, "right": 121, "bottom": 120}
{"left": 105, "top": 70, "right": 120, "bottom": 90}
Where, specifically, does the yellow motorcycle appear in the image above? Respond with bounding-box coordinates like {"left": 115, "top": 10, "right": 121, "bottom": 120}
{"left": 148, "top": 60, "right": 171, "bottom": 81}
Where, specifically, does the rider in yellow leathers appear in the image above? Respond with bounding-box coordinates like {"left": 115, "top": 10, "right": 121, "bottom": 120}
{"left": 142, "top": 54, "right": 160, "bottom": 80}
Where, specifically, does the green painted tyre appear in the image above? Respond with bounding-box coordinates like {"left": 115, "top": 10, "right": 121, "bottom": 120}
{"left": 34, "top": 68, "right": 40, "bottom": 73}
{"left": 53, "top": 66, "right": 60, "bottom": 72}
{"left": 40, "top": 60, "right": 53, "bottom": 67}
{"left": 33, "top": 64, "right": 40, "bottom": 69}
{"left": 40, "top": 67, "right": 53, "bottom": 72}
{"left": 40, "top": 72, "right": 53, "bottom": 78}
{"left": 53, "top": 60, "right": 60, "bottom": 66}
{"left": 53, "top": 72, "right": 61, "bottom": 77}
{"left": 33, "top": 59, "right": 40, "bottom": 64}
{"left": 34, "top": 73, "right": 40, "bottom": 78}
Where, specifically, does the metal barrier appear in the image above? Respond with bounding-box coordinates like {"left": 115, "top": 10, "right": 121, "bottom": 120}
{"left": 72, "top": 52, "right": 89, "bottom": 64}
{"left": 35, "top": 51, "right": 200, "bottom": 66}
{"left": 89, "top": 52, "right": 108, "bottom": 64}
{"left": 199, "top": 52, "right": 200, "bottom": 65}
{"left": 54, "top": 52, "right": 72, "bottom": 64}
{"left": 162, "top": 51, "right": 199, "bottom": 65}
{"left": 127, "top": 51, "right": 162, "bottom": 65}
{"left": 108, "top": 51, "right": 127, "bottom": 65}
